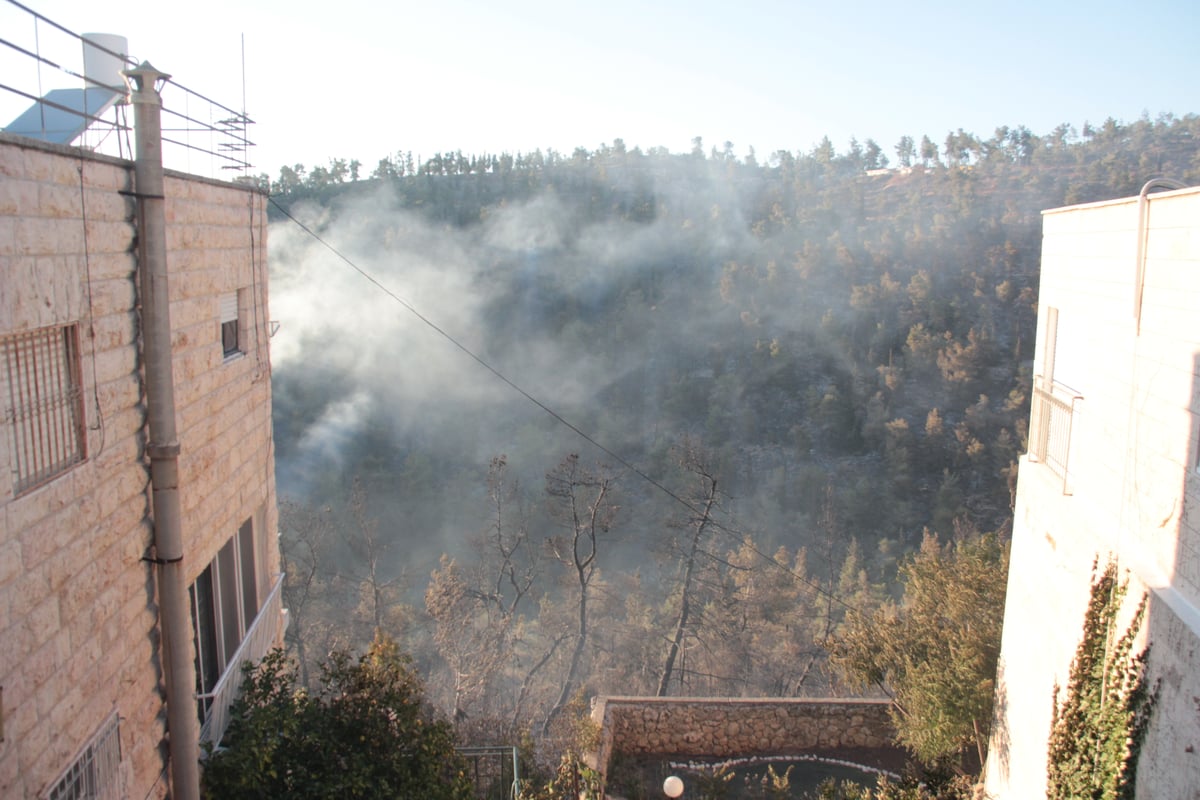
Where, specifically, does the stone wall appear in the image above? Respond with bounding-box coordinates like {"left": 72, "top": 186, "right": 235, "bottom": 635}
{"left": 590, "top": 696, "right": 896, "bottom": 786}
{"left": 0, "top": 133, "right": 277, "bottom": 800}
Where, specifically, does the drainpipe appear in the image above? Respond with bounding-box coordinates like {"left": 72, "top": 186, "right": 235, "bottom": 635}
{"left": 1133, "top": 177, "right": 1186, "bottom": 334}
{"left": 124, "top": 61, "right": 201, "bottom": 800}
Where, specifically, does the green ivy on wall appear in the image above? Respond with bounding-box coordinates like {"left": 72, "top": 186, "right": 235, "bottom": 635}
{"left": 1046, "top": 559, "right": 1157, "bottom": 800}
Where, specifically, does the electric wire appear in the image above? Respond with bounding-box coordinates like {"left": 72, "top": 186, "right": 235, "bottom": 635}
{"left": 268, "top": 195, "right": 862, "bottom": 613}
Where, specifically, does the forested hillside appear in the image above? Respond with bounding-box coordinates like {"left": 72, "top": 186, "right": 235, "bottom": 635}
{"left": 265, "top": 115, "right": 1200, "bottom": 745}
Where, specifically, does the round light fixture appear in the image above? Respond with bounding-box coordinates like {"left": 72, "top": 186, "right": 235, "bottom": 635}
{"left": 663, "top": 775, "right": 684, "bottom": 797}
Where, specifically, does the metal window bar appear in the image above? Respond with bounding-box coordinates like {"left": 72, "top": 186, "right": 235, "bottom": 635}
{"left": 43, "top": 711, "right": 121, "bottom": 800}
{"left": 457, "top": 746, "right": 521, "bottom": 800}
{"left": 1030, "top": 380, "right": 1079, "bottom": 495}
{"left": 197, "top": 572, "right": 285, "bottom": 748}
{"left": 2, "top": 325, "right": 85, "bottom": 495}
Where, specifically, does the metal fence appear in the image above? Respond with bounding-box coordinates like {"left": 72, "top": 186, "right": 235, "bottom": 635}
{"left": 0, "top": 0, "right": 254, "bottom": 179}
{"left": 457, "top": 746, "right": 521, "bottom": 800}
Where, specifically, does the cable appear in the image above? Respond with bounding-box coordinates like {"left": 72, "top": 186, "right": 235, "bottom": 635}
{"left": 77, "top": 158, "right": 106, "bottom": 456}
{"left": 267, "top": 195, "right": 861, "bottom": 612}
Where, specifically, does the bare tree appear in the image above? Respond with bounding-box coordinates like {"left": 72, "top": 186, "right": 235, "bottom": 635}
{"left": 426, "top": 455, "right": 555, "bottom": 725}
{"left": 345, "top": 476, "right": 403, "bottom": 639}
{"left": 656, "top": 439, "right": 721, "bottom": 696}
{"left": 279, "top": 497, "right": 334, "bottom": 687}
{"left": 540, "top": 454, "right": 620, "bottom": 737}
{"left": 426, "top": 555, "right": 510, "bottom": 720}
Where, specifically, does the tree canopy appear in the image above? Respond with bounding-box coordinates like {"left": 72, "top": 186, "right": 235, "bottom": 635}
{"left": 262, "top": 113, "right": 1198, "bottom": 783}
{"left": 831, "top": 527, "right": 1009, "bottom": 767}
{"left": 201, "top": 635, "right": 470, "bottom": 800}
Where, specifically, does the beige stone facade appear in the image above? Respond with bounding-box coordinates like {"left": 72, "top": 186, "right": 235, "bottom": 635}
{"left": 0, "top": 133, "right": 281, "bottom": 799}
{"left": 984, "top": 186, "right": 1200, "bottom": 798}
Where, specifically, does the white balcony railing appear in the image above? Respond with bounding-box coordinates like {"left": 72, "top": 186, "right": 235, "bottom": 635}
{"left": 1029, "top": 381, "right": 1080, "bottom": 495}
{"left": 198, "top": 572, "right": 286, "bottom": 748}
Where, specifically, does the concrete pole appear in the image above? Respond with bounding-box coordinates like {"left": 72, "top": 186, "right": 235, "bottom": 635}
{"left": 124, "top": 61, "right": 201, "bottom": 800}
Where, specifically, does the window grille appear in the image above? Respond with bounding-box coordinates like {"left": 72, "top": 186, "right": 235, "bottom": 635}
{"left": 1, "top": 324, "right": 86, "bottom": 494}
{"left": 43, "top": 711, "right": 121, "bottom": 800}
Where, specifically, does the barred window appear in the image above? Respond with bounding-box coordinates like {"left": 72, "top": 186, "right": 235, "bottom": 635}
{"left": 43, "top": 712, "right": 121, "bottom": 800}
{"left": 1, "top": 324, "right": 86, "bottom": 495}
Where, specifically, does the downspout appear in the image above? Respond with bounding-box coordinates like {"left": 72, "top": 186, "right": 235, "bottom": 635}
{"left": 1133, "top": 177, "right": 1186, "bottom": 334}
{"left": 124, "top": 62, "right": 201, "bottom": 800}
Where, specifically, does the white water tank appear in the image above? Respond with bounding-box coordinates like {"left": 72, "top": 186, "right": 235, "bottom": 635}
{"left": 81, "top": 33, "right": 129, "bottom": 91}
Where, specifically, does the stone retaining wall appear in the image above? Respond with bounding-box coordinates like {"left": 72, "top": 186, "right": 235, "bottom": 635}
{"left": 590, "top": 696, "right": 896, "bottom": 785}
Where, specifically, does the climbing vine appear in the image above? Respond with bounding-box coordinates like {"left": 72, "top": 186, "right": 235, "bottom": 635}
{"left": 1046, "top": 559, "right": 1157, "bottom": 799}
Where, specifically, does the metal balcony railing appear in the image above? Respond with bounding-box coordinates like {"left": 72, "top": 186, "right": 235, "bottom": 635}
{"left": 1029, "top": 380, "right": 1080, "bottom": 494}
{"left": 198, "top": 572, "right": 286, "bottom": 748}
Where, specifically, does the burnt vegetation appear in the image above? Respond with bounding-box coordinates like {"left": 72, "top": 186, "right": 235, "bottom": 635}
{"left": 265, "top": 115, "right": 1199, "bottom": 765}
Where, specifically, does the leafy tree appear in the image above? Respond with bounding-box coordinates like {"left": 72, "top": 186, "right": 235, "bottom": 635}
{"left": 1046, "top": 559, "right": 1156, "bottom": 800}
{"left": 202, "top": 635, "right": 471, "bottom": 799}
{"left": 521, "top": 751, "right": 602, "bottom": 800}
{"left": 864, "top": 138, "right": 887, "bottom": 170}
{"left": 831, "top": 526, "right": 1008, "bottom": 768}
{"left": 918, "top": 135, "right": 939, "bottom": 166}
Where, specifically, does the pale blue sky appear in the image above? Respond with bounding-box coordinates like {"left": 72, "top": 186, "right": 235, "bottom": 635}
{"left": 9, "top": 0, "right": 1200, "bottom": 177}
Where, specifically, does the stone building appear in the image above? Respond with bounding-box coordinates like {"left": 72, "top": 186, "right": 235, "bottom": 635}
{"left": 0, "top": 85, "right": 283, "bottom": 798}
{"left": 985, "top": 184, "right": 1200, "bottom": 797}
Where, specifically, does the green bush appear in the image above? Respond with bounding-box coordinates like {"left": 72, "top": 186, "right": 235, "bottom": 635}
{"left": 201, "top": 634, "right": 471, "bottom": 799}
{"left": 1046, "top": 560, "right": 1156, "bottom": 800}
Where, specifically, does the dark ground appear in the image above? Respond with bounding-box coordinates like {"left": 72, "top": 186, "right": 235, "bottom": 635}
{"left": 606, "top": 746, "right": 911, "bottom": 799}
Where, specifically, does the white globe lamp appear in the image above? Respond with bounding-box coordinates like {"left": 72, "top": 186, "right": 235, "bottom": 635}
{"left": 663, "top": 775, "right": 684, "bottom": 798}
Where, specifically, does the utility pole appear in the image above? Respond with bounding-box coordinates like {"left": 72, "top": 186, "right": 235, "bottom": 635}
{"left": 124, "top": 61, "right": 201, "bottom": 800}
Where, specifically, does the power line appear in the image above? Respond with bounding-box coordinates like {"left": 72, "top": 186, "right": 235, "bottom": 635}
{"left": 267, "top": 195, "right": 862, "bottom": 612}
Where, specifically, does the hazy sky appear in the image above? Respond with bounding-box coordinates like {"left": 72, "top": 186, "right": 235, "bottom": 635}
{"left": 10, "top": 0, "right": 1200, "bottom": 177}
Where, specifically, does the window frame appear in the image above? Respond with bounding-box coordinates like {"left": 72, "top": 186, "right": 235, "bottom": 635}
{"left": 1, "top": 323, "right": 87, "bottom": 495}
{"left": 190, "top": 518, "right": 260, "bottom": 717}
{"left": 220, "top": 291, "right": 241, "bottom": 360}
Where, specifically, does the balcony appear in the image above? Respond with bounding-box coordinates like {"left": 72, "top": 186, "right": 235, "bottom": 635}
{"left": 1029, "top": 380, "right": 1080, "bottom": 494}
{"left": 198, "top": 573, "right": 287, "bottom": 748}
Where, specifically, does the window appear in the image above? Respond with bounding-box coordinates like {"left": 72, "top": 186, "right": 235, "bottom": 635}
{"left": 1031, "top": 306, "right": 1082, "bottom": 492}
{"left": 42, "top": 711, "right": 121, "bottom": 800}
{"left": 220, "top": 292, "right": 240, "bottom": 358}
{"left": 1042, "top": 305, "right": 1087, "bottom": 395}
{"left": 190, "top": 519, "right": 259, "bottom": 717}
{"left": 1, "top": 324, "right": 86, "bottom": 495}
